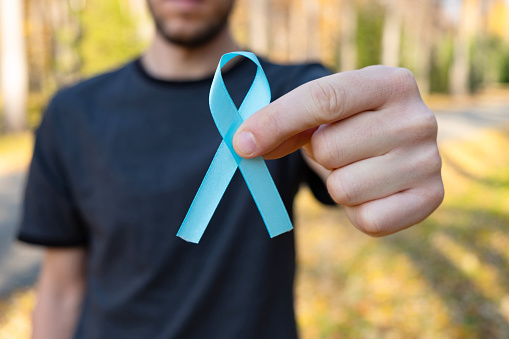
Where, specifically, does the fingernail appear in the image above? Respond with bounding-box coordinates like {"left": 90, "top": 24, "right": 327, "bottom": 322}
{"left": 236, "top": 131, "right": 257, "bottom": 156}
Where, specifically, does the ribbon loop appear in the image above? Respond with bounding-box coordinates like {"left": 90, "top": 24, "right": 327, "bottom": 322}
{"left": 177, "top": 52, "right": 293, "bottom": 244}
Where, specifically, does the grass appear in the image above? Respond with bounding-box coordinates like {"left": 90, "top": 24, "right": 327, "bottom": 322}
{"left": 294, "top": 125, "right": 509, "bottom": 338}
{"left": 1, "top": 125, "right": 508, "bottom": 338}
{"left": 0, "top": 132, "right": 34, "bottom": 176}
{"left": 0, "top": 290, "right": 34, "bottom": 339}
{"left": 0, "top": 132, "right": 35, "bottom": 339}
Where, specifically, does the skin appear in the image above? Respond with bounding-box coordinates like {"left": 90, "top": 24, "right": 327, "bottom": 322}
{"left": 141, "top": 1, "right": 443, "bottom": 238}
{"left": 32, "top": 248, "right": 86, "bottom": 339}
{"left": 33, "top": 2, "right": 240, "bottom": 338}
{"left": 142, "top": 0, "right": 239, "bottom": 80}
{"left": 233, "top": 66, "right": 444, "bottom": 236}
{"left": 32, "top": 0, "right": 444, "bottom": 337}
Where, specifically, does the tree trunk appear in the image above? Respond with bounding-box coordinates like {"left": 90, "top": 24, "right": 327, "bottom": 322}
{"left": 289, "top": 0, "right": 308, "bottom": 62}
{"left": 303, "top": 0, "right": 320, "bottom": 60}
{"left": 412, "top": 0, "right": 436, "bottom": 95}
{"left": 449, "top": 0, "right": 480, "bottom": 96}
{"left": 270, "top": 0, "right": 290, "bottom": 63}
{"left": 128, "top": 0, "right": 153, "bottom": 42}
{"left": 449, "top": 32, "right": 470, "bottom": 96}
{"left": 339, "top": 0, "right": 357, "bottom": 71}
{"left": 248, "top": 0, "right": 269, "bottom": 56}
{"left": 381, "top": 1, "right": 401, "bottom": 67}
{"left": 0, "top": 0, "right": 28, "bottom": 132}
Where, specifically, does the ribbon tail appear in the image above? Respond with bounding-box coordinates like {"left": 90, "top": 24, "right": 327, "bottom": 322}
{"left": 177, "top": 141, "right": 237, "bottom": 243}
{"left": 237, "top": 157, "right": 293, "bottom": 238}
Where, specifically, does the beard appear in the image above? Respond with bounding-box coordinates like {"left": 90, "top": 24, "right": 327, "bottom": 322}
{"left": 147, "top": 2, "right": 233, "bottom": 48}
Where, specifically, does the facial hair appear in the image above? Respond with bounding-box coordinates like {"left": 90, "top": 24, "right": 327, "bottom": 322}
{"left": 147, "top": 2, "right": 233, "bottom": 48}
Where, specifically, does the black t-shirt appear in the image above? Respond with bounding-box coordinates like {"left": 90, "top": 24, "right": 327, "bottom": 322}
{"left": 19, "top": 56, "right": 333, "bottom": 339}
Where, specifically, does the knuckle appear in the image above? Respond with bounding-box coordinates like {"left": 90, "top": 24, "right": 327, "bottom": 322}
{"left": 413, "top": 108, "right": 438, "bottom": 140}
{"left": 326, "top": 170, "right": 357, "bottom": 206}
{"left": 427, "top": 146, "right": 443, "bottom": 174}
{"left": 416, "top": 176, "right": 445, "bottom": 215}
{"left": 256, "top": 106, "right": 282, "bottom": 141}
{"left": 427, "top": 179, "right": 445, "bottom": 207}
{"left": 400, "top": 106, "right": 438, "bottom": 142}
{"left": 307, "top": 78, "right": 345, "bottom": 123}
{"left": 389, "top": 67, "right": 418, "bottom": 97}
{"left": 431, "top": 178, "right": 445, "bottom": 207}
{"left": 354, "top": 205, "right": 383, "bottom": 237}
{"left": 310, "top": 128, "right": 339, "bottom": 169}
{"left": 416, "top": 145, "right": 442, "bottom": 176}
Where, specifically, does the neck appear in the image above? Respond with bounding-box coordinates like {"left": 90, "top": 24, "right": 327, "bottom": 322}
{"left": 141, "top": 26, "right": 240, "bottom": 81}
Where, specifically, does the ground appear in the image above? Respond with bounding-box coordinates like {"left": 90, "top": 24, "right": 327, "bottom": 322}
{"left": 0, "top": 91, "right": 508, "bottom": 338}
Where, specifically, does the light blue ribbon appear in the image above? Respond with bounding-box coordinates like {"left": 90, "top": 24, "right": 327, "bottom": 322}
{"left": 177, "top": 51, "right": 293, "bottom": 243}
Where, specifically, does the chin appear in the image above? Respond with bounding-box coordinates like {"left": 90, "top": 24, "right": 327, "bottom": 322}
{"left": 149, "top": 0, "right": 233, "bottom": 47}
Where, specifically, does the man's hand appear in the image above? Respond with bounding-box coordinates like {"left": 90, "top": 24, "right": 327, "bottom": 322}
{"left": 233, "top": 66, "right": 444, "bottom": 237}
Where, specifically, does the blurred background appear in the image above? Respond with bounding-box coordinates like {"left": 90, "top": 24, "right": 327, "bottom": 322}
{"left": 0, "top": 0, "right": 508, "bottom": 338}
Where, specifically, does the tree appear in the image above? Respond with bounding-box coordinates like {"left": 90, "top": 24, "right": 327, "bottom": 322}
{"left": 339, "top": 0, "right": 357, "bottom": 71}
{"left": 270, "top": 0, "right": 290, "bottom": 62}
{"left": 0, "top": 0, "right": 28, "bottom": 132}
{"left": 289, "top": 0, "right": 308, "bottom": 62}
{"left": 248, "top": 0, "right": 269, "bottom": 56}
{"left": 303, "top": 0, "right": 321, "bottom": 60}
{"left": 381, "top": 0, "right": 401, "bottom": 67}
{"left": 407, "top": 0, "right": 437, "bottom": 95}
{"left": 449, "top": 0, "right": 480, "bottom": 95}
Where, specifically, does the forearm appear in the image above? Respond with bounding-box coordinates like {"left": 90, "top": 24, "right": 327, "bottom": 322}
{"left": 32, "top": 283, "right": 84, "bottom": 339}
{"left": 32, "top": 247, "right": 87, "bottom": 339}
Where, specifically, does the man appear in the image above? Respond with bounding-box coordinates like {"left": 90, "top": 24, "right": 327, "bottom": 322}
{"left": 18, "top": 0, "right": 444, "bottom": 338}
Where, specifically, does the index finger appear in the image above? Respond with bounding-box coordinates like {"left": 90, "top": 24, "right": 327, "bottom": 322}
{"left": 233, "top": 66, "right": 414, "bottom": 158}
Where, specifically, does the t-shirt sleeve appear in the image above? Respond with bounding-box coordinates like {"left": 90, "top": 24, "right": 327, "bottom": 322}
{"left": 301, "top": 157, "right": 336, "bottom": 206}
{"left": 18, "top": 95, "right": 89, "bottom": 247}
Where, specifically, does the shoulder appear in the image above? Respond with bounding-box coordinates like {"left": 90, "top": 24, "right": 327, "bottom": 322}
{"left": 41, "top": 60, "right": 136, "bottom": 132}
{"left": 50, "top": 61, "right": 135, "bottom": 111}
{"left": 258, "top": 58, "right": 333, "bottom": 99}
{"left": 35, "top": 60, "right": 136, "bottom": 152}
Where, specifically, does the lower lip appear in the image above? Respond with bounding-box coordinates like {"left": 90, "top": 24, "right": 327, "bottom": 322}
{"left": 168, "top": 0, "right": 203, "bottom": 10}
